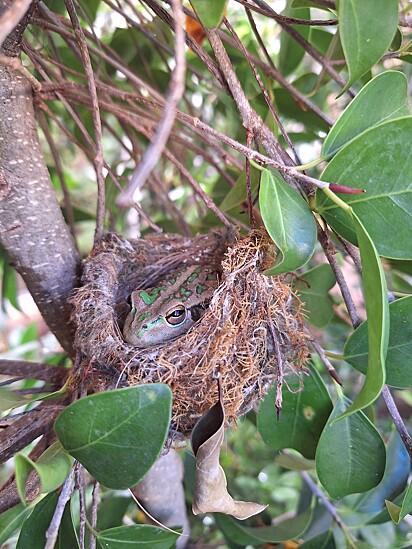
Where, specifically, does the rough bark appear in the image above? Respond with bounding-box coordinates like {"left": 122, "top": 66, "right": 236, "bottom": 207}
{"left": 0, "top": 64, "right": 81, "bottom": 354}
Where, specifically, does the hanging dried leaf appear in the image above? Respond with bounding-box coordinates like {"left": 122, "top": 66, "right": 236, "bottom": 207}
{"left": 191, "top": 387, "right": 267, "bottom": 520}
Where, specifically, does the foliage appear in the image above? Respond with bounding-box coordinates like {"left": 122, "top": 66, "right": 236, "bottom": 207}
{"left": 0, "top": 0, "right": 411, "bottom": 548}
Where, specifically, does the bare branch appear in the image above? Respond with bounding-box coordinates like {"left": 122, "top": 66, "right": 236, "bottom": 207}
{"left": 117, "top": 0, "right": 186, "bottom": 207}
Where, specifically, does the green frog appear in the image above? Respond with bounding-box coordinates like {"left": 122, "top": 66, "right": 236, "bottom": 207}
{"left": 123, "top": 265, "right": 219, "bottom": 348}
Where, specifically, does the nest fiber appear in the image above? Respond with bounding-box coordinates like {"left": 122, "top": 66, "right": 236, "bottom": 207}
{"left": 71, "top": 229, "right": 309, "bottom": 436}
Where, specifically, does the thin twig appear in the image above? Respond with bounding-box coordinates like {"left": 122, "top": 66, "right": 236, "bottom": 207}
{"left": 317, "top": 223, "right": 361, "bottom": 328}
{"left": 64, "top": 0, "right": 106, "bottom": 243}
{"left": 245, "top": 130, "right": 255, "bottom": 228}
{"left": 269, "top": 320, "right": 284, "bottom": 420}
{"left": 301, "top": 471, "right": 357, "bottom": 547}
{"left": 45, "top": 466, "right": 75, "bottom": 549}
{"left": 76, "top": 465, "right": 86, "bottom": 549}
{"left": 90, "top": 481, "right": 100, "bottom": 549}
{"left": 0, "top": 53, "right": 41, "bottom": 89}
{"left": 382, "top": 386, "right": 412, "bottom": 460}
{"left": 117, "top": 0, "right": 186, "bottom": 207}
{"left": 235, "top": 0, "right": 338, "bottom": 26}
{"left": 310, "top": 337, "right": 343, "bottom": 386}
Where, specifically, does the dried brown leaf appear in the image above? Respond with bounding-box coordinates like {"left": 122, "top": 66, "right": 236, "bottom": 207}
{"left": 191, "top": 394, "right": 267, "bottom": 520}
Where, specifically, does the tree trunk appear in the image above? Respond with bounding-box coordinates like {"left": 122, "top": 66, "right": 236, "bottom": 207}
{"left": 0, "top": 14, "right": 81, "bottom": 354}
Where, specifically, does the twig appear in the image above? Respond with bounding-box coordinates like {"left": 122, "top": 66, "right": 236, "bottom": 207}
{"left": 245, "top": 130, "right": 255, "bottom": 228}
{"left": 317, "top": 223, "right": 361, "bottom": 328}
{"left": 64, "top": 0, "right": 106, "bottom": 243}
{"left": 0, "top": 0, "right": 33, "bottom": 47}
{"left": 45, "top": 466, "right": 75, "bottom": 549}
{"left": 244, "top": 8, "right": 302, "bottom": 166}
{"left": 90, "top": 481, "right": 100, "bottom": 549}
{"left": 301, "top": 471, "right": 357, "bottom": 547}
{"left": 268, "top": 320, "right": 284, "bottom": 420}
{"left": 235, "top": 0, "right": 338, "bottom": 26}
{"left": 0, "top": 53, "right": 41, "bottom": 89}
{"left": 382, "top": 386, "right": 412, "bottom": 460}
{"left": 310, "top": 337, "right": 343, "bottom": 386}
{"left": 76, "top": 465, "right": 86, "bottom": 549}
{"left": 117, "top": 0, "right": 186, "bottom": 207}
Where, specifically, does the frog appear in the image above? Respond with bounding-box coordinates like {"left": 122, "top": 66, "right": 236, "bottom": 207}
{"left": 122, "top": 265, "right": 219, "bottom": 348}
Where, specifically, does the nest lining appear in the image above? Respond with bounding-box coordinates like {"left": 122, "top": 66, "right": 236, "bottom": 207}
{"left": 70, "top": 229, "right": 309, "bottom": 436}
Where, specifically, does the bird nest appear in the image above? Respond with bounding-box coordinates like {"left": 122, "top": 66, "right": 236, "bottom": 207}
{"left": 70, "top": 228, "right": 309, "bottom": 437}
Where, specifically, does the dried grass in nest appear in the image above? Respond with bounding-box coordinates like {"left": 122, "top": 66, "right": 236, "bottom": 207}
{"left": 70, "top": 228, "right": 310, "bottom": 437}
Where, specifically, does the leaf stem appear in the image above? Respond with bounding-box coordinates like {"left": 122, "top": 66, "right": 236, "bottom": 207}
{"left": 321, "top": 187, "right": 353, "bottom": 214}
{"left": 295, "top": 156, "right": 326, "bottom": 171}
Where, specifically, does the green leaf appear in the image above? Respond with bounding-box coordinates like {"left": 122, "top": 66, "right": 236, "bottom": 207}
{"left": 17, "top": 492, "right": 56, "bottom": 549}
{"left": 15, "top": 442, "right": 73, "bottom": 505}
{"left": 257, "top": 364, "right": 333, "bottom": 460}
{"left": 54, "top": 385, "right": 172, "bottom": 489}
{"left": 345, "top": 296, "right": 412, "bottom": 388}
{"left": 219, "top": 168, "right": 260, "bottom": 212}
{"left": 322, "top": 71, "right": 409, "bottom": 158}
{"left": 299, "top": 529, "right": 336, "bottom": 548}
{"left": 297, "top": 264, "right": 336, "bottom": 328}
{"left": 0, "top": 504, "right": 31, "bottom": 545}
{"left": 316, "top": 117, "right": 412, "bottom": 260}
{"left": 259, "top": 169, "right": 316, "bottom": 275}
{"left": 215, "top": 506, "right": 312, "bottom": 546}
{"left": 188, "top": 0, "right": 227, "bottom": 28}
{"left": 337, "top": 213, "right": 388, "bottom": 420}
{"left": 278, "top": 7, "right": 310, "bottom": 76}
{"left": 275, "top": 452, "right": 315, "bottom": 471}
{"left": 338, "top": 0, "right": 398, "bottom": 91}
{"left": 96, "top": 525, "right": 179, "bottom": 549}
{"left": 316, "top": 395, "right": 386, "bottom": 499}
{"left": 386, "top": 481, "right": 412, "bottom": 524}
{"left": 0, "top": 388, "right": 31, "bottom": 414}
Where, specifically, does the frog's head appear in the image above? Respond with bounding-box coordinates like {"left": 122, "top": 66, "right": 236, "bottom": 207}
{"left": 123, "top": 296, "right": 196, "bottom": 347}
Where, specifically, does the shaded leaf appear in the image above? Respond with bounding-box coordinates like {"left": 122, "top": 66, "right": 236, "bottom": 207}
{"left": 316, "top": 396, "right": 386, "bottom": 499}
{"left": 219, "top": 168, "right": 260, "bottom": 212}
{"left": 0, "top": 504, "right": 31, "bottom": 545}
{"left": 257, "top": 364, "right": 333, "bottom": 460}
{"left": 96, "top": 524, "right": 179, "bottom": 549}
{"left": 322, "top": 71, "right": 409, "bottom": 158}
{"left": 215, "top": 506, "right": 312, "bottom": 546}
{"left": 0, "top": 388, "right": 31, "bottom": 415}
{"left": 316, "top": 117, "right": 412, "bottom": 260}
{"left": 188, "top": 0, "right": 227, "bottom": 28}
{"left": 345, "top": 296, "right": 412, "bottom": 388}
{"left": 275, "top": 452, "right": 315, "bottom": 471}
{"left": 16, "top": 492, "right": 61, "bottom": 549}
{"left": 299, "top": 529, "right": 336, "bottom": 548}
{"left": 338, "top": 0, "right": 398, "bottom": 91}
{"left": 260, "top": 169, "right": 316, "bottom": 275}
{"left": 386, "top": 480, "right": 412, "bottom": 524}
{"left": 191, "top": 396, "right": 266, "bottom": 519}
{"left": 278, "top": 7, "right": 310, "bottom": 76}
{"left": 15, "top": 442, "right": 73, "bottom": 505}
{"left": 54, "top": 385, "right": 172, "bottom": 489}
{"left": 297, "top": 264, "right": 336, "bottom": 328}
{"left": 337, "top": 212, "right": 388, "bottom": 419}
{"left": 355, "top": 430, "right": 410, "bottom": 513}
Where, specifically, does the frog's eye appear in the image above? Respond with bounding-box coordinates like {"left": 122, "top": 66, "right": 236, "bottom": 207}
{"left": 165, "top": 305, "right": 187, "bottom": 326}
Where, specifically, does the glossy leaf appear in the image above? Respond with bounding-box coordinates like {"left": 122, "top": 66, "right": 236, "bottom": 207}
{"left": 316, "top": 396, "right": 386, "bottom": 499}
{"left": 322, "top": 71, "right": 409, "bottom": 158}
{"left": 386, "top": 481, "right": 412, "bottom": 524}
{"left": 297, "top": 264, "right": 336, "bottom": 328}
{"left": 337, "top": 212, "right": 388, "bottom": 419}
{"left": 0, "top": 504, "right": 31, "bottom": 545}
{"left": 54, "top": 385, "right": 172, "bottom": 489}
{"left": 258, "top": 364, "right": 333, "bottom": 460}
{"left": 96, "top": 525, "right": 179, "bottom": 549}
{"left": 215, "top": 506, "right": 312, "bottom": 546}
{"left": 188, "top": 0, "right": 227, "bottom": 28}
{"left": 316, "top": 117, "right": 412, "bottom": 260}
{"left": 260, "top": 169, "right": 316, "bottom": 275}
{"left": 345, "top": 296, "right": 412, "bottom": 388}
{"left": 339, "top": 0, "right": 398, "bottom": 91}
{"left": 15, "top": 442, "right": 73, "bottom": 504}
